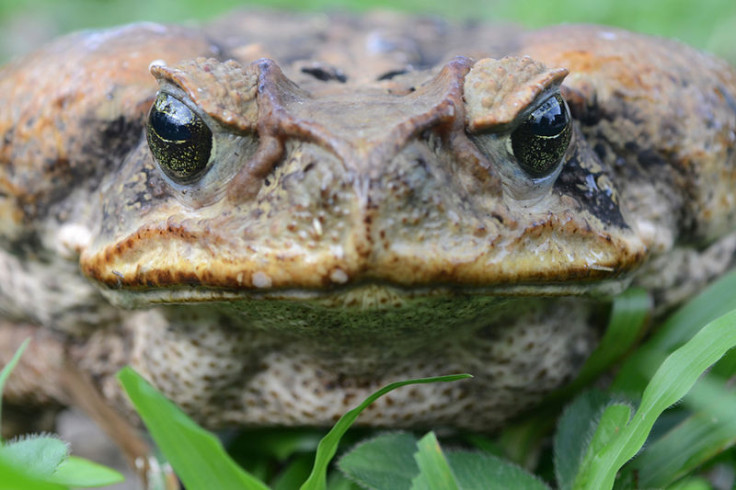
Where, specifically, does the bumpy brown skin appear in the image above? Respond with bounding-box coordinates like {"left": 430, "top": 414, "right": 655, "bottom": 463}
{"left": 1, "top": 13, "right": 735, "bottom": 434}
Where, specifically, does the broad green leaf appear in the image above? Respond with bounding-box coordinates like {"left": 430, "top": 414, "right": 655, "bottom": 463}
{"left": 613, "top": 270, "right": 736, "bottom": 394}
{"left": 0, "top": 435, "right": 69, "bottom": 478}
{"left": 117, "top": 366, "right": 269, "bottom": 490}
{"left": 338, "top": 432, "right": 419, "bottom": 490}
{"left": 339, "top": 432, "right": 549, "bottom": 490}
{"left": 409, "top": 432, "right": 458, "bottom": 490}
{"left": 446, "top": 451, "right": 549, "bottom": 490}
{"left": 554, "top": 390, "right": 616, "bottom": 490}
{"left": 48, "top": 456, "right": 125, "bottom": 487}
{"left": 326, "top": 471, "right": 361, "bottom": 490}
{"left": 0, "top": 338, "right": 30, "bottom": 432}
{"left": 299, "top": 373, "right": 472, "bottom": 490}
{"left": 575, "top": 308, "right": 736, "bottom": 490}
{"left": 0, "top": 452, "right": 66, "bottom": 490}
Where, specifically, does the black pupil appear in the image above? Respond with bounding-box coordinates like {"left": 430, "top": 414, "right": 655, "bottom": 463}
{"left": 150, "top": 96, "right": 195, "bottom": 141}
{"left": 528, "top": 96, "right": 568, "bottom": 137}
{"left": 147, "top": 92, "right": 213, "bottom": 183}
{"left": 509, "top": 94, "right": 571, "bottom": 179}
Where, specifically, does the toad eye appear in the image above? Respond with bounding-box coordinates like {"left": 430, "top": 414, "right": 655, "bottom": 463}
{"left": 146, "top": 92, "right": 213, "bottom": 183}
{"left": 510, "top": 94, "right": 571, "bottom": 178}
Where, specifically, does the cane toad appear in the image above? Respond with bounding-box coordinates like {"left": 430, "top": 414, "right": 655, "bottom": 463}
{"left": 1, "top": 12, "right": 736, "bottom": 434}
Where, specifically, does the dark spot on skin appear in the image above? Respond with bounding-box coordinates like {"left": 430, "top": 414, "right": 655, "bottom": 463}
{"left": 593, "top": 143, "right": 607, "bottom": 161}
{"left": 717, "top": 84, "right": 736, "bottom": 116}
{"left": 567, "top": 92, "right": 604, "bottom": 126}
{"left": 637, "top": 148, "right": 668, "bottom": 167}
{"left": 3, "top": 127, "right": 14, "bottom": 145}
{"left": 5, "top": 230, "right": 44, "bottom": 259}
{"left": 301, "top": 66, "right": 347, "bottom": 83}
{"left": 554, "top": 146, "right": 628, "bottom": 228}
{"left": 377, "top": 69, "right": 409, "bottom": 81}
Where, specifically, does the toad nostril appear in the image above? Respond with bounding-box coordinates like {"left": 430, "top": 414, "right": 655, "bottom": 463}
{"left": 300, "top": 64, "right": 348, "bottom": 83}
{"left": 414, "top": 155, "right": 429, "bottom": 173}
{"left": 376, "top": 69, "right": 409, "bottom": 81}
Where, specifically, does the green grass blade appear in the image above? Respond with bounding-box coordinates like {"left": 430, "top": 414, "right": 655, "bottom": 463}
{"left": 575, "top": 309, "right": 736, "bottom": 490}
{"left": 627, "top": 375, "right": 736, "bottom": 488}
{"left": 299, "top": 373, "right": 472, "bottom": 490}
{"left": 48, "top": 456, "right": 125, "bottom": 487}
{"left": 628, "top": 411, "right": 736, "bottom": 488}
{"left": 229, "top": 428, "right": 324, "bottom": 463}
{"left": 613, "top": 270, "right": 736, "bottom": 394}
{"left": 685, "top": 374, "right": 736, "bottom": 429}
{"left": 666, "top": 477, "right": 713, "bottom": 490}
{"left": 538, "top": 288, "right": 649, "bottom": 420}
{"left": 409, "top": 432, "right": 459, "bottom": 490}
{"left": 0, "top": 338, "right": 30, "bottom": 432}
{"left": 575, "top": 403, "right": 631, "bottom": 483}
{"left": 565, "top": 289, "right": 650, "bottom": 392}
{"left": 496, "top": 415, "right": 555, "bottom": 469}
{"left": 117, "top": 366, "right": 269, "bottom": 490}
{"left": 645, "top": 270, "right": 736, "bottom": 354}
{"left": 273, "top": 454, "right": 314, "bottom": 490}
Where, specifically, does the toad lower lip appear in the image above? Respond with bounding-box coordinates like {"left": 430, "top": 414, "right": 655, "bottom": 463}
{"left": 97, "top": 278, "right": 632, "bottom": 310}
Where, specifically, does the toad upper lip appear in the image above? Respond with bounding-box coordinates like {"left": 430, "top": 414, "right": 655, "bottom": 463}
{"left": 81, "top": 224, "right": 644, "bottom": 297}
{"left": 81, "top": 209, "right": 646, "bottom": 295}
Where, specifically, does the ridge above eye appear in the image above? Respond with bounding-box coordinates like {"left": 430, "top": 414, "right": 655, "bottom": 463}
{"left": 146, "top": 92, "right": 213, "bottom": 183}
{"left": 510, "top": 94, "right": 572, "bottom": 179}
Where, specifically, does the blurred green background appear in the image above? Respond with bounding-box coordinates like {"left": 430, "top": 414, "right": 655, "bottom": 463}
{"left": 1, "top": 0, "right": 735, "bottom": 64}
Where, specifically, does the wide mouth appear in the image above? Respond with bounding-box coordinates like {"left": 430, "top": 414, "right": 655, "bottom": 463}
{"left": 82, "top": 216, "right": 645, "bottom": 310}
{"left": 98, "top": 275, "right": 632, "bottom": 310}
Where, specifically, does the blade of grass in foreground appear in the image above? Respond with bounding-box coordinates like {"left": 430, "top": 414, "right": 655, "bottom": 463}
{"left": 410, "top": 432, "right": 459, "bottom": 490}
{"left": 626, "top": 374, "right": 736, "bottom": 488}
{"left": 563, "top": 288, "right": 650, "bottom": 394}
{"left": 613, "top": 270, "right": 736, "bottom": 394}
{"left": 117, "top": 367, "right": 269, "bottom": 490}
{"left": 627, "top": 409, "right": 736, "bottom": 488}
{"left": 299, "top": 373, "right": 472, "bottom": 490}
{"left": 0, "top": 338, "right": 29, "bottom": 433}
{"left": 574, "top": 308, "right": 736, "bottom": 490}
